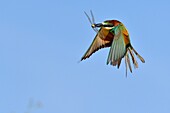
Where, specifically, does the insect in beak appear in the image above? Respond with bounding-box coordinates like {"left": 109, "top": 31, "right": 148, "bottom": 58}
{"left": 84, "top": 10, "right": 99, "bottom": 33}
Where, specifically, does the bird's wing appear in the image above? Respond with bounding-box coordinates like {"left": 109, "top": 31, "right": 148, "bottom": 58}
{"left": 81, "top": 28, "right": 113, "bottom": 61}
{"left": 107, "top": 24, "right": 127, "bottom": 66}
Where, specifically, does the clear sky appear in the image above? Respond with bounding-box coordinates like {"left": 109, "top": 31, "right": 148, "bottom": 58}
{"left": 0, "top": 0, "right": 170, "bottom": 113}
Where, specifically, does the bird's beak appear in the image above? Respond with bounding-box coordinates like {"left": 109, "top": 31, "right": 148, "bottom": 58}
{"left": 91, "top": 23, "right": 103, "bottom": 28}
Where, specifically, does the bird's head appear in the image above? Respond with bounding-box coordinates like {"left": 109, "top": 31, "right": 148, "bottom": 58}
{"left": 91, "top": 20, "right": 121, "bottom": 28}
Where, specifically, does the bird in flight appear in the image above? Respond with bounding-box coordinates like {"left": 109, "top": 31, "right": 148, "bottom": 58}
{"left": 81, "top": 11, "right": 145, "bottom": 76}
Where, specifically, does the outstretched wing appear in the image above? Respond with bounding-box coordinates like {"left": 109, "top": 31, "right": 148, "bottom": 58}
{"left": 81, "top": 28, "right": 113, "bottom": 61}
{"left": 107, "top": 24, "right": 129, "bottom": 66}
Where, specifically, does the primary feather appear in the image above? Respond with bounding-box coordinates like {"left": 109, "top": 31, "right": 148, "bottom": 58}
{"left": 81, "top": 27, "right": 113, "bottom": 61}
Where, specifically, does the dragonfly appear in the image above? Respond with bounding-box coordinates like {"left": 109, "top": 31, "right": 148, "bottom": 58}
{"left": 81, "top": 11, "right": 145, "bottom": 76}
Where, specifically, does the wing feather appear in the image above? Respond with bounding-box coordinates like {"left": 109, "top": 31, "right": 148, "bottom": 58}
{"left": 81, "top": 28, "right": 113, "bottom": 61}
{"left": 107, "top": 24, "right": 126, "bottom": 66}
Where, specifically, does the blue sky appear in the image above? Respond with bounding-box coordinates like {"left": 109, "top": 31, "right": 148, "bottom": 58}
{"left": 0, "top": 0, "right": 170, "bottom": 113}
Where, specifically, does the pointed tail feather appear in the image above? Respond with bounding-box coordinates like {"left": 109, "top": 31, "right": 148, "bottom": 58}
{"left": 124, "top": 51, "right": 133, "bottom": 77}
{"left": 131, "top": 47, "right": 145, "bottom": 63}
{"left": 128, "top": 48, "right": 138, "bottom": 68}
{"left": 126, "top": 53, "right": 132, "bottom": 73}
{"left": 125, "top": 55, "right": 128, "bottom": 77}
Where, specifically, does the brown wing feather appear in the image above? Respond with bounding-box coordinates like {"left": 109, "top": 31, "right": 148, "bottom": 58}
{"left": 81, "top": 28, "right": 114, "bottom": 61}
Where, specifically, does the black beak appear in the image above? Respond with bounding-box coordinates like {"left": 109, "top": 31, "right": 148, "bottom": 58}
{"left": 91, "top": 23, "right": 103, "bottom": 28}
{"left": 94, "top": 23, "right": 103, "bottom": 27}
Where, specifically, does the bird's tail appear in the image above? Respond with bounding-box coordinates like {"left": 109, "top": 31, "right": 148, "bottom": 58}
{"left": 125, "top": 46, "right": 145, "bottom": 76}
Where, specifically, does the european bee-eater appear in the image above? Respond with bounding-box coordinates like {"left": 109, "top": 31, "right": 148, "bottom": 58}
{"left": 81, "top": 11, "right": 145, "bottom": 76}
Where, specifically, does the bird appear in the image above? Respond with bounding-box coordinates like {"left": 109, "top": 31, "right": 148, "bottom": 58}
{"left": 81, "top": 11, "right": 145, "bottom": 76}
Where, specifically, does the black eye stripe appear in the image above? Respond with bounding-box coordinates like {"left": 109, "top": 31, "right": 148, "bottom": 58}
{"left": 102, "top": 25, "right": 114, "bottom": 27}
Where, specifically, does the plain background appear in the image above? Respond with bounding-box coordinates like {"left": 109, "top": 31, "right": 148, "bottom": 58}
{"left": 0, "top": 0, "right": 170, "bottom": 113}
